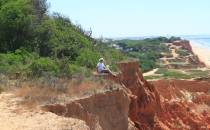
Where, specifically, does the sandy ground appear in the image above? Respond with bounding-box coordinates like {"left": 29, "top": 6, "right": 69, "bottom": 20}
{"left": 143, "top": 68, "right": 159, "bottom": 76}
{"left": 0, "top": 92, "right": 89, "bottom": 130}
{"left": 171, "top": 48, "right": 179, "bottom": 58}
{"left": 190, "top": 42, "right": 210, "bottom": 68}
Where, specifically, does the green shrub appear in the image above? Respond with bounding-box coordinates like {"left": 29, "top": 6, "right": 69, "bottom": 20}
{"left": 29, "top": 58, "right": 59, "bottom": 76}
{"left": 156, "top": 68, "right": 191, "bottom": 79}
{"left": 67, "top": 64, "right": 81, "bottom": 75}
{"left": 0, "top": 0, "right": 131, "bottom": 79}
{"left": 0, "top": 49, "right": 36, "bottom": 74}
{"left": 128, "top": 51, "right": 159, "bottom": 72}
{"left": 176, "top": 49, "right": 189, "bottom": 57}
{"left": 76, "top": 49, "right": 100, "bottom": 69}
{"left": 163, "top": 70, "right": 189, "bottom": 79}
{"left": 187, "top": 69, "right": 210, "bottom": 78}
{"left": 60, "top": 63, "right": 91, "bottom": 78}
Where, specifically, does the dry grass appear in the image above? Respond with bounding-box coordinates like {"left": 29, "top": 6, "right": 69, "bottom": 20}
{"left": 14, "top": 86, "right": 62, "bottom": 109}
{"left": 12, "top": 77, "right": 118, "bottom": 109}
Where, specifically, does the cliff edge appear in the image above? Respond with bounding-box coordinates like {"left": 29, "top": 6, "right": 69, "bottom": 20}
{"left": 43, "top": 60, "right": 209, "bottom": 130}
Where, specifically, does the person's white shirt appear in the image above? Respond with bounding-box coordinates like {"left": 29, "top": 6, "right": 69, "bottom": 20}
{"left": 97, "top": 62, "right": 105, "bottom": 72}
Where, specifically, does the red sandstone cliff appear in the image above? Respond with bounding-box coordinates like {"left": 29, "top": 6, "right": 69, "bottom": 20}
{"left": 173, "top": 40, "right": 193, "bottom": 53}
{"left": 171, "top": 40, "right": 205, "bottom": 67}
{"left": 44, "top": 88, "right": 135, "bottom": 130}
{"left": 151, "top": 80, "right": 210, "bottom": 129}
{"left": 117, "top": 60, "right": 162, "bottom": 129}
{"left": 44, "top": 60, "right": 210, "bottom": 130}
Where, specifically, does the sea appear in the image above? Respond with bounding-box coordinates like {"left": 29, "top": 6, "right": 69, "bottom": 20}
{"left": 182, "top": 35, "right": 210, "bottom": 65}
{"left": 182, "top": 35, "right": 210, "bottom": 49}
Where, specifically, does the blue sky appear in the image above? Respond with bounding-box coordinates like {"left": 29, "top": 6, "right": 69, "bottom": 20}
{"left": 48, "top": 0, "right": 210, "bottom": 38}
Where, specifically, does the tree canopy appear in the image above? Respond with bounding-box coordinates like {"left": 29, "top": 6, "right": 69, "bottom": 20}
{"left": 0, "top": 0, "right": 126, "bottom": 77}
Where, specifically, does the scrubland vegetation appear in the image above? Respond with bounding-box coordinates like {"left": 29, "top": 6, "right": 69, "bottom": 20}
{"left": 0, "top": 0, "right": 207, "bottom": 91}
{"left": 144, "top": 68, "right": 210, "bottom": 80}
{"left": 0, "top": 0, "right": 126, "bottom": 79}
{"left": 111, "top": 37, "right": 180, "bottom": 72}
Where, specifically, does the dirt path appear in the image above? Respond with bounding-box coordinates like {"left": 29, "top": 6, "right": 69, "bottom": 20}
{"left": 160, "top": 45, "right": 179, "bottom": 66}
{"left": 161, "top": 56, "right": 170, "bottom": 65}
{"left": 143, "top": 68, "right": 159, "bottom": 76}
{"left": 171, "top": 48, "right": 178, "bottom": 58}
{"left": 0, "top": 92, "right": 89, "bottom": 130}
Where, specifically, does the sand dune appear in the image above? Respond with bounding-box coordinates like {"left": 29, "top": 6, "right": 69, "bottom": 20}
{"left": 190, "top": 42, "right": 210, "bottom": 68}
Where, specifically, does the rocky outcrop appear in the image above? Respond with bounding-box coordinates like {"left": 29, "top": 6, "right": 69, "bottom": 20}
{"left": 151, "top": 80, "right": 210, "bottom": 100}
{"left": 160, "top": 40, "right": 205, "bottom": 69}
{"left": 173, "top": 40, "right": 193, "bottom": 53}
{"left": 44, "top": 88, "right": 131, "bottom": 130}
{"left": 117, "top": 60, "right": 162, "bottom": 129}
{"left": 151, "top": 80, "right": 210, "bottom": 129}
{"left": 43, "top": 60, "right": 210, "bottom": 130}
{"left": 43, "top": 60, "right": 162, "bottom": 130}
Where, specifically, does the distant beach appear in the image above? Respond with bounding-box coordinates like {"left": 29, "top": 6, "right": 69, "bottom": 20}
{"left": 190, "top": 41, "right": 210, "bottom": 68}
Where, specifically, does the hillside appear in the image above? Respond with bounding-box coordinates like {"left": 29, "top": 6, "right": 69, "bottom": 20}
{"left": 0, "top": 1, "right": 210, "bottom": 130}
{"left": 0, "top": 0, "right": 126, "bottom": 80}
{"left": 109, "top": 37, "right": 180, "bottom": 72}
{"left": 0, "top": 60, "right": 209, "bottom": 130}
{"left": 108, "top": 38, "right": 210, "bottom": 80}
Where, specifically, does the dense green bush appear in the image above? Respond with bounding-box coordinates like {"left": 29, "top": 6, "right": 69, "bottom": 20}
{"left": 76, "top": 48, "right": 100, "bottom": 69}
{"left": 0, "top": 49, "right": 36, "bottom": 74}
{"left": 0, "top": 0, "right": 40, "bottom": 52}
{"left": 67, "top": 64, "right": 91, "bottom": 77}
{"left": 0, "top": 0, "right": 105, "bottom": 78}
{"left": 57, "top": 59, "right": 91, "bottom": 78}
{"left": 0, "top": 0, "right": 93, "bottom": 59}
{"left": 29, "top": 57, "right": 59, "bottom": 76}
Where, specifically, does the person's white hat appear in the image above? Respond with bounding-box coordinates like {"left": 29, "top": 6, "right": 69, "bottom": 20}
{"left": 99, "top": 58, "right": 104, "bottom": 61}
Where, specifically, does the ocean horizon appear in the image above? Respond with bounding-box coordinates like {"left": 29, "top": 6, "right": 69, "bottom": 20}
{"left": 183, "top": 36, "right": 210, "bottom": 66}
{"left": 183, "top": 36, "right": 210, "bottom": 49}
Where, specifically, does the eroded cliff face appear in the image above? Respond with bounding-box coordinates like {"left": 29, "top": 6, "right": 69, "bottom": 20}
{"left": 117, "top": 61, "right": 162, "bottom": 129}
{"left": 173, "top": 40, "right": 193, "bottom": 53}
{"left": 172, "top": 40, "right": 205, "bottom": 67}
{"left": 43, "top": 60, "right": 210, "bottom": 130}
{"left": 151, "top": 80, "right": 210, "bottom": 129}
{"left": 44, "top": 88, "right": 133, "bottom": 130}
{"left": 43, "top": 60, "right": 162, "bottom": 130}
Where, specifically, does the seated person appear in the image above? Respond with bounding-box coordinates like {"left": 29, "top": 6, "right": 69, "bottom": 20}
{"left": 96, "top": 58, "right": 110, "bottom": 73}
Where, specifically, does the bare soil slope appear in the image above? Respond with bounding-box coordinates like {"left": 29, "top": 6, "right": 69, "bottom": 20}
{"left": 0, "top": 93, "right": 89, "bottom": 130}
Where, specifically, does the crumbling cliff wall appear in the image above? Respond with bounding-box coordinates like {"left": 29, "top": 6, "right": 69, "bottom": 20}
{"left": 117, "top": 60, "right": 162, "bottom": 129}
{"left": 43, "top": 60, "right": 210, "bottom": 130}
{"left": 173, "top": 40, "right": 193, "bottom": 53}
{"left": 44, "top": 88, "right": 133, "bottom": 130}
{"left": 151, "top": 80, "right": 210, "bottom": 129}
